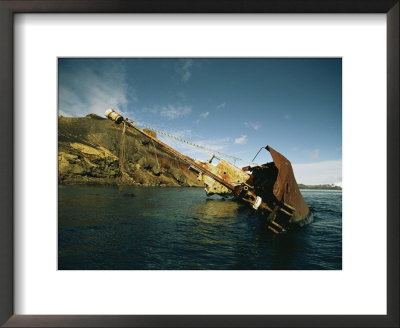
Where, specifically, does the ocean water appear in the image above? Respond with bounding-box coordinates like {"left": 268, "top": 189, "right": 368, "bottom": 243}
{"left": 58, "top": 186, "right": 342, "bottom": 270}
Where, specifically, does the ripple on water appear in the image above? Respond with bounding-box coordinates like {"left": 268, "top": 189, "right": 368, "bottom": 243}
{"left": 58, "top": 186, "right": 342, "bottom": 270}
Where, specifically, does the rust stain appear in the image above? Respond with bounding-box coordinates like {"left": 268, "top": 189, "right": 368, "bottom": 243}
{"left": 266, "top": 145, "right": 310, "bottom": 222}
{"left": 197, "top": 158, "right": 250, "bottom": 196}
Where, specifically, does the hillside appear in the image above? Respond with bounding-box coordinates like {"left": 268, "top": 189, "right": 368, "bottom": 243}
{"left": 58, "top": 114, "right": 203, "bottom": 187}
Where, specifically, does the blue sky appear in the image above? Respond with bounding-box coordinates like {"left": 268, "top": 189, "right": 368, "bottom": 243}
{"left": 58, "top": 58, "right": 342, "bottom": 185}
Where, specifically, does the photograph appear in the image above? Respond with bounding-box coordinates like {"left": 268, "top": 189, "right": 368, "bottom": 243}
{"left": 58, "top": 58, "right": 342, "bottom": 270}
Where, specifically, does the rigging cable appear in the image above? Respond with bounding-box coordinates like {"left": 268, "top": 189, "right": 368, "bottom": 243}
{"left": 126, "top": 119, "right": 261, "bottom": 167}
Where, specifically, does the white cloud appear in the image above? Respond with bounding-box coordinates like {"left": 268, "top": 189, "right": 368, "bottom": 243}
{"left": 182, "top": 59, "right": 193, "bottom": 71}
{"left": 159, "top": 105, "right": 192, "bottom": 119}
{"left": 234, "top": 135, "right": 247, "bottom": 145}
{"left": 284, "top": 114, "right": 291, "bottom": 120}
{"left": 307, "top": 148, "right": 320, "bottom": 160}
{"left": 200, "top": 111, "right": 210, "bottom": 119}
{"left": 244, "top": 121, "right": 260, "bottom": 131}
{"left": 177, "top": 91, "right": 186, "bottom": 100}
{"left": 158, "top": 134, "right": 231, "bottom": 161}
{"left": 148, "top": 105, "right": 192, "bottom": 120}
{"left": 195, "top": 137, "right": 230, "bottom": 151}
{"left": 293, "top": 160, "right": 342, "bottom": 185}
{"left": 177, "top": 59, "right": 194, "bottom": 82}
{"left": 216, "top": 102, "right": 226, "bottom": 109}
{"left": 170, "top": 129, "right": 192, "bottom": 138}
{"left": 58, "top": 62, "right": 132, "bottom": 118}
{"left": 182, "top": 71, "right": 191, "bottom": 81}
{"left": 58, "top": 109, "right": 70, "bottom": 117}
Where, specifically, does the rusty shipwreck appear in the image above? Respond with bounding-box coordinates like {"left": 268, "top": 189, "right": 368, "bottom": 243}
{"left": 105, "top": 109, "right": 313, "bottom": 234}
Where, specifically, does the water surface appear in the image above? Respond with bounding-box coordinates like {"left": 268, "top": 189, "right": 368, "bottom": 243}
{"left": 58, "top": 186, "right": 342, "bottom": 270}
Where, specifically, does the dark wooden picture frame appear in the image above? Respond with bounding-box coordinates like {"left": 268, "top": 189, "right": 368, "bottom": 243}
{"left": 0, "top": 1, "right": 398, "bottom": 327}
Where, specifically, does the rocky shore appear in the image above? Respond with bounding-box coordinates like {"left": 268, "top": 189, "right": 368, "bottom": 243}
{"left": 58, "top": 114, "right": 203, "bottom": 187}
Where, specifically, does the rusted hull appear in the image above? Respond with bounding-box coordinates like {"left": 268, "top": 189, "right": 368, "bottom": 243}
{"left": 267, "top": 146, "right": 310, "bottom": 223}
{"left": 249, "top": 146, "right": 312, "bottom": 233}
{"left": 195, "top": 146, "right": 311, "bottom": 233}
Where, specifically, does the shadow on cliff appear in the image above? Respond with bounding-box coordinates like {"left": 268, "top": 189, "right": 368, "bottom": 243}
{"left": 58, "top": 114, "right": 204, "bottom": 187}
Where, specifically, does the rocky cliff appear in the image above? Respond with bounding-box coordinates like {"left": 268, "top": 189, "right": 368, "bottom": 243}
{"left": 58, "top": 114, "right": 203, "bottom": 187}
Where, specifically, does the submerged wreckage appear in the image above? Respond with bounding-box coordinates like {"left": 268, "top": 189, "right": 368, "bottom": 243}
{"left": 105, "top": 109, "right": 312, "bottom": 234}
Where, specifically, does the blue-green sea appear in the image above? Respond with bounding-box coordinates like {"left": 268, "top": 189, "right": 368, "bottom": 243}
{"left": 58, "top": 186, "right": 342, "bottom": 270}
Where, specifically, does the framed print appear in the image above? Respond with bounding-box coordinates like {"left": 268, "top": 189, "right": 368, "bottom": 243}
{"left": 56, "top": 57, "right": 342, "bottom": 271}
{"left": 0, "top": 1, "right": 398, "bottom": 327}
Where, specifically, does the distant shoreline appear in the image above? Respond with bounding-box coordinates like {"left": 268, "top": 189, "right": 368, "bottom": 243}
{"left": 298, "top": 184, "right": 342, "bottom": 190}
